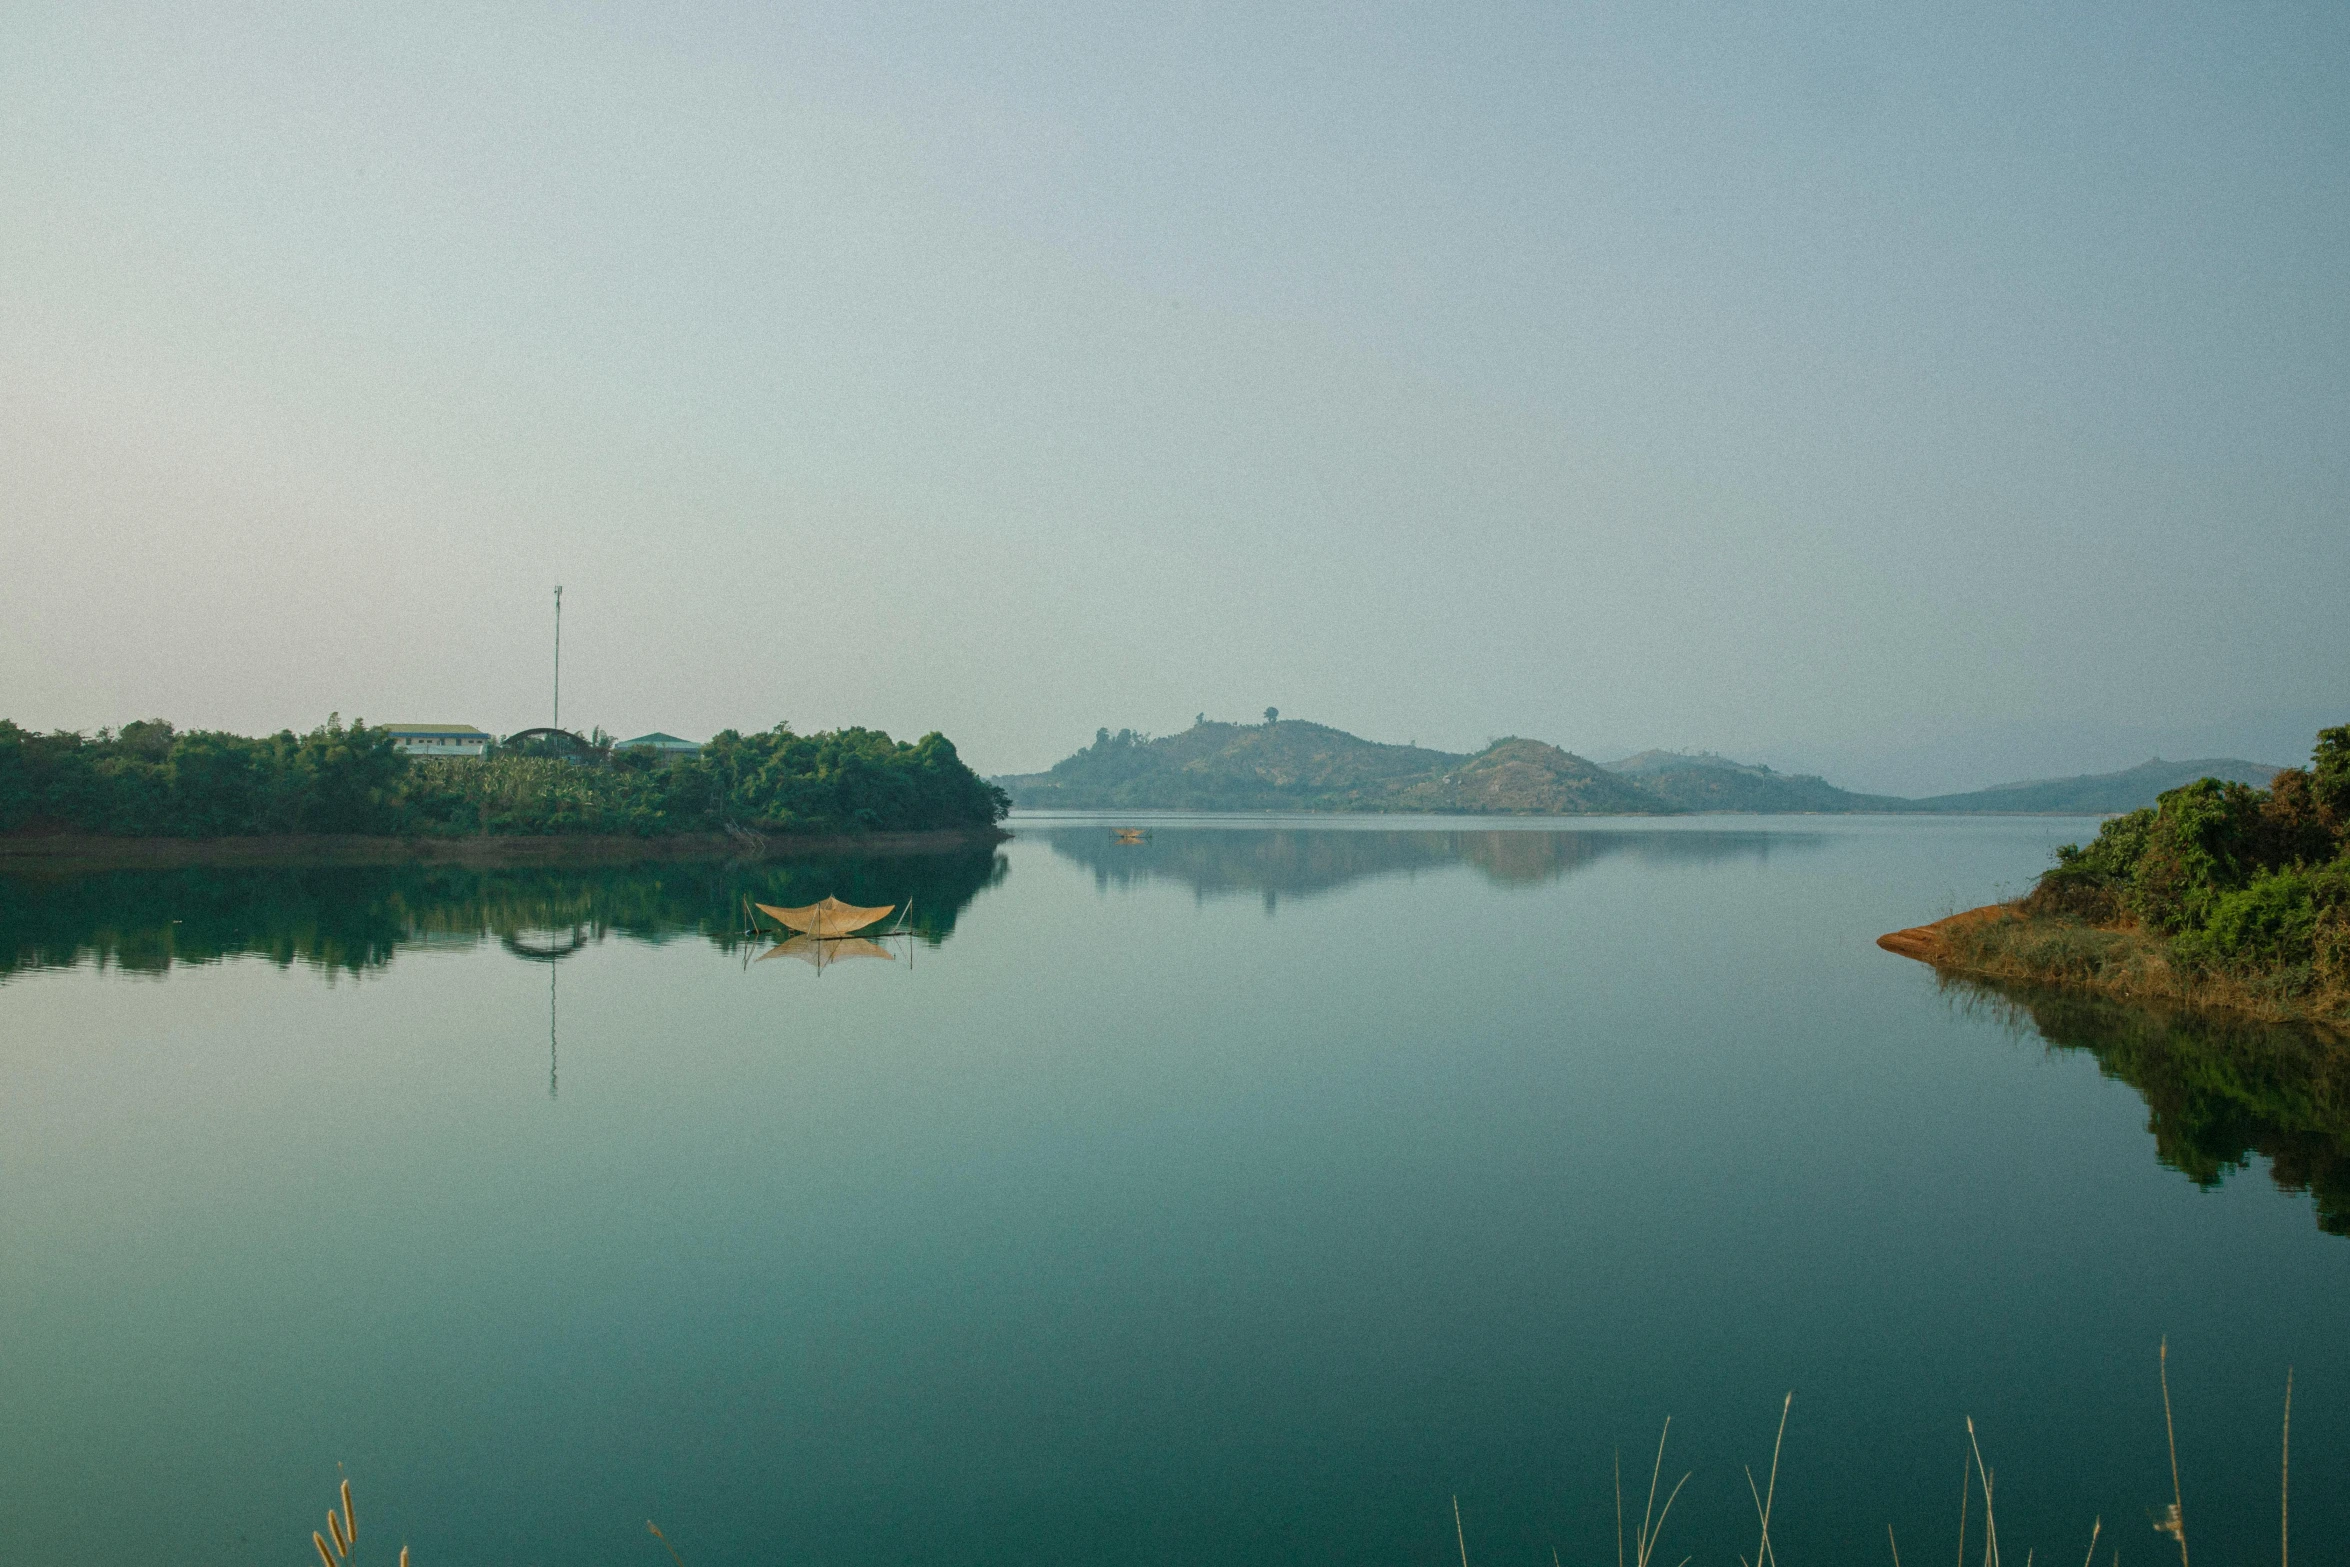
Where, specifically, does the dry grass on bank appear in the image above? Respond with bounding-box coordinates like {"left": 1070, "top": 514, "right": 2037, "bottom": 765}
{"left": 1883, "top": 903, "right": 2350, "bottom": 1029}
{"left": 314, "top": 1347, "right": 2298, "bottom": 1567}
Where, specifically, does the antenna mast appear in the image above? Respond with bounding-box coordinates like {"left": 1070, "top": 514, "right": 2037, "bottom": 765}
{"left": 552, "top": 585, "right": 563, "bottom": 731}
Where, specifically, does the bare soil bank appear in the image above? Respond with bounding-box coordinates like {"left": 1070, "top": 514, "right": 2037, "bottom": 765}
{"left": 0, "top": 828, "right": 1008, "bottom": 870}
{"left": 1880, "top": 903, "right": 2349, "bottom": 1031}
{"left": 1875, "top": 905, "right": 2010, "bottom": 965}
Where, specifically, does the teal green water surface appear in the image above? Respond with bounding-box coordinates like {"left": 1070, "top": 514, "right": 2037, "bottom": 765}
{"left": 1, "top": 816, "right": 2343, "bottom": 1566}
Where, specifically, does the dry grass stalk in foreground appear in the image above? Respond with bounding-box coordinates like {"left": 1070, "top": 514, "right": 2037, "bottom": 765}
{"left": 1739, "top": 1392, "right": 1793, "bottom": 1567}
{"left": 2280, "top": 1367, "right": 2292, "bottom": 1567}
{"left": 1331, "top": 1346, "right": 2291, "bottom": 1567}
{"left": 305, "top": 1343, "right": 2301, "bottom": 1567}
{"left": 311, "top": 1475, "right": 406, "bottom": 1567}
{"left": 1566, "top": 1347, "right": 2289, "bottom": 1567}
{"left": 1623, "top": 1417, "right": 1693, "bottom": 1567}
{"left": 2156, "top": 1337, "right": 2188, "bottom": 1567}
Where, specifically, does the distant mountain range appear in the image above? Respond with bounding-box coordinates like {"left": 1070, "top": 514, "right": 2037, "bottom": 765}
{"left": 1600, "top": 750, "right": 1914, "bottom": 812}
{"left": 1899, "top": 755, "right": 2288, "bottom": 813}
{"left": 994, "top": 718, "right": 2285, "bottom": 816}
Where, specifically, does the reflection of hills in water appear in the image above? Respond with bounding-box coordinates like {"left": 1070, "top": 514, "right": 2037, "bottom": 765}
{"left": 1955, "top": 976, "right": 2350, "bottom": 1235}
{"left": 1045, "top": 824, "right": 1818, "bottom": 907}
{"left": 0, "top": 849, "right": 1005, "bottom": 981}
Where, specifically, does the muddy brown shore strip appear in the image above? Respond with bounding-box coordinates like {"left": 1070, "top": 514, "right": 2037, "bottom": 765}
{"left": 1879, "top": 902, "right": 2348, "bottom": 1032}
{"left": 1875, "top": 904, "right": 2006, "bottom": 965}
{"left": 0, "top": 828, "right": 1009, "bottom": 870}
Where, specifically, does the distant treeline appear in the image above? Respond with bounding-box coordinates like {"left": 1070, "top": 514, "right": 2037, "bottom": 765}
{"left": 1945, "top": 724, "right": 2350, "bottom": 1022}
{"left": 0, "top": 718, "right": 1010, "bottom": 838}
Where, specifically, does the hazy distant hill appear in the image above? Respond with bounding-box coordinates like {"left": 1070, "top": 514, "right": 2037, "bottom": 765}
{"left": 1602, "top": 750, "right": 1916, "bottom": 813}
{"left": 998, "top": 720, "right": 1478, "bottom": 812}
{"left": 999, "top": 719, "right": 2289, "bottom": 816}
{"left": 1904, "top": 757, "right": 2284, "bottom": 814}
{"left": 998, "top": 720, "right": 1674, "bottom": 814}
{"left": 1392, "top": 738, "right": 1666, "bottom": 814}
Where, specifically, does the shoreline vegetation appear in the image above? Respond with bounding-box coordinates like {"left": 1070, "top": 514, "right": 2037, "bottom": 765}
{"left": 0, "top": 827, "right": 1003, "bottom": 869}
{"left": 0, "top": 717, "right": 1011, "bottom": 860}
{"left": 1882, "top": 723, "right": 2349, "bottom": 1029}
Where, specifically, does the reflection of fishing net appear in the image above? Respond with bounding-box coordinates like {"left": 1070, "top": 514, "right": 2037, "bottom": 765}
{"left": 755, "top": 896, "right": 896, "bottom": 937}
{"left": 757, "top": 935, "right": 897, "bottom": 967}
{"left": 500, "top": 927, "right": 591, "bottom": 961}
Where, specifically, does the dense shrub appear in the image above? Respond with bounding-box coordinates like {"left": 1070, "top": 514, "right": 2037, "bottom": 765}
{"left": 2028, "top": 724, "right": 2349, "bottom": 1004}
{"left": 0, "top": 718, "right": 1008, "bottom": 839}
{"left": 2128, "top": 777, "right": 2272, "bottom": 932}
{"left": 2312, "top": 724, "right": 2350, "bottom": 828}
{"left": 2174, "top": 869, "right": 2322, "bottom": 975}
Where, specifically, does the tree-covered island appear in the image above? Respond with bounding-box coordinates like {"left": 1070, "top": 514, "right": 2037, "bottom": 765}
{"left": 0, "top": 717, "right": 1010, "bottom": 851}
{"left": 1883, "top": 724, "right": 2350, "bottom": 1027}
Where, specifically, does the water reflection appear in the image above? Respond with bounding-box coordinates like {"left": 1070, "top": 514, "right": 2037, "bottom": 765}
{"left": 1042, "top": 823, "right": 1819, "bottom": 907}
{"left": 758, "top": 934, "right": 902, "bottom": 968}
{"left": 0, "top": 848, "right": 1007, "bottom": 982}
{"left": 1956, "top": 975, "right": 2350, "bottom": 1233}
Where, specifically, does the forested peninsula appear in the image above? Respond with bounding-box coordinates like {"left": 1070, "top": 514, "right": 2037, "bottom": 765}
{"left": 1882, "top": 725, "right": 2350, "bottom": 1027}
{"left": 0, "top": 718, "right": 1010, "bottom": 858}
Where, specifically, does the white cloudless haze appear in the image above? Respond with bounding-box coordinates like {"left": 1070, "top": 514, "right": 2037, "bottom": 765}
{"left": 3, "top": 3, "right": 2344, "bottom": 792}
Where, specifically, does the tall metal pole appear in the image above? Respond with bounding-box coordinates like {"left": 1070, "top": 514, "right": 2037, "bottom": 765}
{"left": 552, "top": 584, "right": 563, "bottom": 732}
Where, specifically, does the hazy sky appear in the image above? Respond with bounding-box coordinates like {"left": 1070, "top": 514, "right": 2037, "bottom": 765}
{"left": 5, "top": 3, "right": 2344, "bottom": 792}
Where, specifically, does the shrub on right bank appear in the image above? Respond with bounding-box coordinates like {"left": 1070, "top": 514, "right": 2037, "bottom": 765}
{"left": 2025, "top": 725, "right": 2350, "bottom": 998}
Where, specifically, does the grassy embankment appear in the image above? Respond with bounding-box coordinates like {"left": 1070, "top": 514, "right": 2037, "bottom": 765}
{"left": 1883, "top": 724, "right": 2350, "bottom": 1028}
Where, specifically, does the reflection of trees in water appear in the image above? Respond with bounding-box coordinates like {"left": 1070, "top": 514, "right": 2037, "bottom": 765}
{"left": 1954, "top": 975, "right": 2350, "bottom": 1235}
{"left": 1045, "top": 825, "right": 1816, "bottom": 906}
{"left": 0, "top": 849, "right": 1006, "bottom": 981}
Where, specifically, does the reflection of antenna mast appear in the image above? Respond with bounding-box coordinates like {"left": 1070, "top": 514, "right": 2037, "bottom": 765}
{"left": 552, "top": 585, "right": 563, "bottom": 732}
{"left": 549, "top": 962, "right": 559, "bottom": 1100}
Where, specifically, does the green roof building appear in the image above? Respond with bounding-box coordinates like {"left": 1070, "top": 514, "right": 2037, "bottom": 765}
{"left": 618, "top": 732, "right": 702, "bottom": 757}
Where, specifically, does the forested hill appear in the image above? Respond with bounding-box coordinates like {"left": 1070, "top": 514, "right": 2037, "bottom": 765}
{"left": 999, "top": 720, "right": 1670, "bottom": 814}
{"left": 997, "top": 719, "right": 2288, "bottom": 816}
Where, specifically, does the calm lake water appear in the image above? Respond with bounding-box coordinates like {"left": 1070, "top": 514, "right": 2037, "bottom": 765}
{"left": 3, "top": 816, "right": 2344, "bottom": 1567}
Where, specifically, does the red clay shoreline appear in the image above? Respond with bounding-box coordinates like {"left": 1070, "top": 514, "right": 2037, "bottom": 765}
{"left": 1878, "top": 902, "right": 2349, "bottom": 1033}
{"left": 1875, "top": 904, "right": 2007, "bottom": 965}
{"left": 0, "top": 827, "right": 1009, "bottom": 869}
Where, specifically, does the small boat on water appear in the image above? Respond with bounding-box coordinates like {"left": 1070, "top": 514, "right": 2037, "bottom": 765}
{"left": 753, "top": 896, "right": 897, "bottom": 938}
